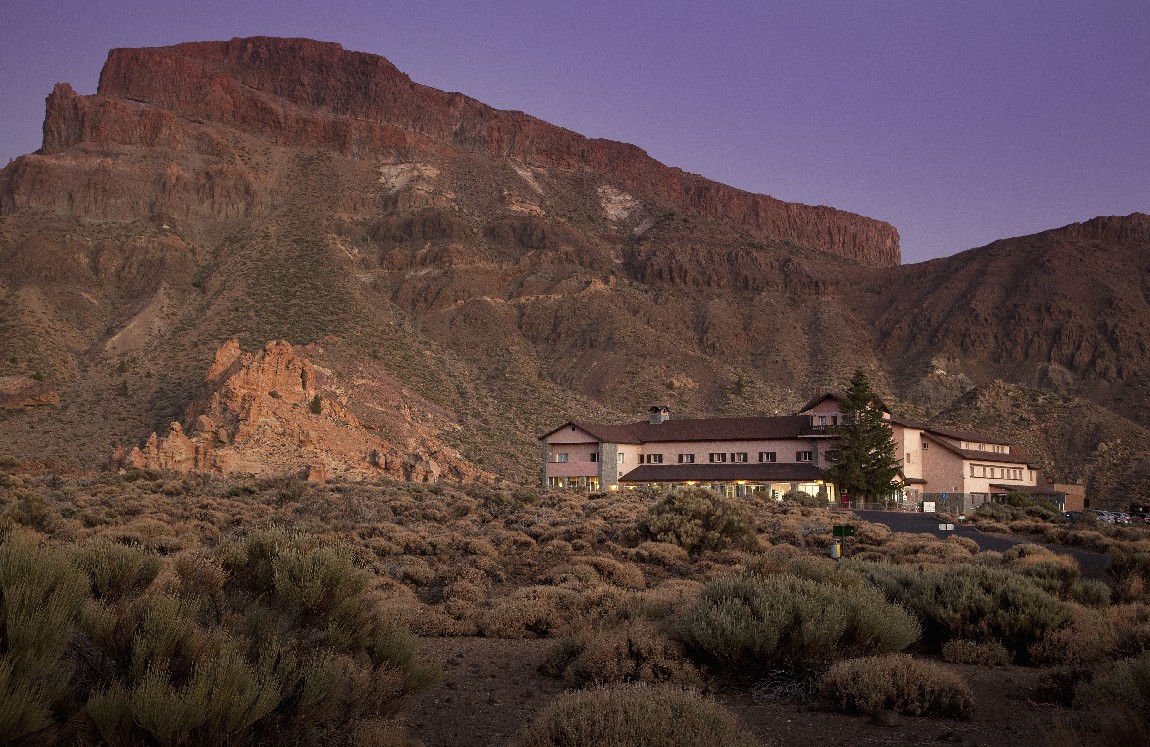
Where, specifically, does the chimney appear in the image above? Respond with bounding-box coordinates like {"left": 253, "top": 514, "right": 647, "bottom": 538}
{"left": 648, "top": 405, "right": 671, "bottom": 424}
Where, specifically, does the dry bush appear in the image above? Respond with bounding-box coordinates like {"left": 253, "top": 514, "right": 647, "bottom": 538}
{"left": 1029, "top": 603, "right": 1150, "bottom": 667}
{"left": 941, "top": 638, "right": 1013, "bottom": 666}
{"left": 511, "top": 684, "right": 765, "bottom": 747}
{"left": 1001, "top": 544, "right": 1082, "bottom": 597}
{"left": 820, "top": 654, "right": 974, "bottom": 719}
{"left": 543, "top": 620, "right": 701, "bottom": 688}
{"left": 1107, "top": 547, "right": 1150, "bottom": 603}
{"left": 856, "top": 561, "right": 1072, "bottom": 658}
{"left": 676, "top": 573, "right": 920, "bottom": 675}
{"left": 638, "top": 488, "right": 758, "bottom": 557}
{"left": 626, "top": 541, "right": 691, "bottom": 569}
{"left": 978, "top": 521, "right": 1011, "bottom": 534}
{"left": 480, "top": 585, "right": 579, "bottom": 638}
{"left": 582, "top": 555, "right": 646, "bottom": 590}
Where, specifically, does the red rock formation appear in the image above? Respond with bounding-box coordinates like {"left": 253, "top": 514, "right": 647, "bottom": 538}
{"left": 123, "top": 339, "right": 485, "bottom": 482}
{"left": 42, "top": 37, "right": 898, "bottom": 266}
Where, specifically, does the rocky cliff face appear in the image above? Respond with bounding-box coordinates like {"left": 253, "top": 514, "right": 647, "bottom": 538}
{"left": 40, "top": 37, "right": 899, "bottom": 267}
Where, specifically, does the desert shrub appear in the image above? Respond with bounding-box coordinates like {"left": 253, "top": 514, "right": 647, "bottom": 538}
{"left": 820, "top": 654, "right": 974, "bottom": 719}
{"left": 1002, "top": 544, "right": 1081, "bottom": 596}
{"left": 855, "top": 562, "right": 1071, "bottom": 657}
{"left": 1107, "top": 547, "right": 1150, "bottom": 602}
{"left": 638, "top": 488, "right": 758, "bottom": 557}
{"left": 511, "top": 684, "right": 764, "bottom": 747}
{"left": 0, "top": 531, "right": 88, "bottom": 743}
{"left": 941, "top": 638, "right": 1013, "bottom": 666}
{"left": 1070, "top": 579, "right": 1112, "bottom": 608}
{"left": 72, "top": 539, "right": 161, "bottom": 602}
{"left": 780, "top": 489, "right": 830, "bottom": 508}
{"left": 1030, "top": 603, "right": 1150, "bottom": 667}
{"left": 675, "top": 573, "right": 919, "bottom": 676}
{"left": 627, "top": 541, "right": 691, "bottom": 568}
{"left": 481, "top": 585, "right": 579, "bottom": 638}
{"left": 1052, "top": 652, "right": 1150, "bottom": 745}
{"left": 545, "top": 621, "right": 701, "bottom": 688}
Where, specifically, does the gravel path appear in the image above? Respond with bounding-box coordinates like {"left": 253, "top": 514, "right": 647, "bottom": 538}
{"left": 849, "top": 509, "right": 1110, "bottom": 580}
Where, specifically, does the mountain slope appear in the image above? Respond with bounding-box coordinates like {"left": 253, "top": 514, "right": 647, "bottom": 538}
{"left": 0, "top": 37, "right": 1147, "bottom": 502}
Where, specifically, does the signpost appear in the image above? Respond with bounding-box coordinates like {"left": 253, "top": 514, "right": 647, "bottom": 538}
{"left": 832, "top": 524, "right": 855, "bottom": 560}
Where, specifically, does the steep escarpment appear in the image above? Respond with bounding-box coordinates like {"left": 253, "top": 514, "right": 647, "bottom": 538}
{"left": 48, "top": 37, "right": 898, "bottom": 266}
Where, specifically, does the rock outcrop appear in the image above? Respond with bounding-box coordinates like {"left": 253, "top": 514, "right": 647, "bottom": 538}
{"left": 122, "top": 340, "right": 485, "bottom": 482}
{"left": 0, "top": 376, "right": 59, "bottom": 408}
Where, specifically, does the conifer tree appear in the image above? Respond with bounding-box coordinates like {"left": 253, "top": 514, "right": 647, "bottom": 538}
{"left": 827, "top": 369, "right": 902, "bottom": 504}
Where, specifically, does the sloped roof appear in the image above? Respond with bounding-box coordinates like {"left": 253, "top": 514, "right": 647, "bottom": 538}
{"left": 922, "top": 433, "right": 1035, "bottom": 466}
{"left": 618, "top": 463, "right": 827, "bottom": 483}
{"left": 799, "top": 390, "right": 892, "bottom": 415}
{"left": 558, "top": 415, "right": 814, "bottom": 444}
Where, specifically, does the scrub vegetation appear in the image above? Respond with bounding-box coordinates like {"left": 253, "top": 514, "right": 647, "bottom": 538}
{"left": 2, "top": 459, "right": 1150, "bottom": 744}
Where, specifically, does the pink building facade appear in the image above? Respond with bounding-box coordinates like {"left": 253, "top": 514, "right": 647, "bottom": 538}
{"left": 541, "top": 396, "right": 1060, "bottom": 510}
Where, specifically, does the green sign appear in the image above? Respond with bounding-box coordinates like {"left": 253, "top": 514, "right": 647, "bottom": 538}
{"left": 832, "top": 525, "right": 855, "bottom": 537}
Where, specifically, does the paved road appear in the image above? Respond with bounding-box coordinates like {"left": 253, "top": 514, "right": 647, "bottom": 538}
{"left": 850, "top": 509, "right": 1110, "bottom": 581}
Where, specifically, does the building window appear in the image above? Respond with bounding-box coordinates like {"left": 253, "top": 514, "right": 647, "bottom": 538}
{"left": 555, "top": 453, "right": 568, "bottom": 463}
{"left": 796, "top": 451, "right": 813, "bottom": 462}
{"left": 678, "top": 453, "right": 695, "bottom": 464}
{"left": 818, "top": 415, "right": 827, "bottom": 426}
{"left": 731, "top": 452, "right": 748, "bottom": 463}
{"left": 590, "top": 452, "right": 598, "bottom": 462}
{"left": 906, "top": 452, "right": 912, "bottom": 463}
{"left": 618, "top": 453, "right": 625, "bottom": 464}
{"left": 548, "top": 476, "right": 563, "bottom": 487}
{"left": 758, "top": 451, "right": 776, "bottom": 463}
{"left": 645, "top": 454, "right": 664, "bottom": 464}
{"left": 922, "top": 442, "right": 929, "bottom": 450}
{"left": 832, "top": 415, "right": 839, "bottom": 426}
{"left": 709, "top": 452, "right": 728, "bottom": 463}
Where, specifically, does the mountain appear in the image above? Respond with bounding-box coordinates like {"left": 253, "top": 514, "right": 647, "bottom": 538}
{"left": 0, "top": 37, "right": 1146, "bottom": 502}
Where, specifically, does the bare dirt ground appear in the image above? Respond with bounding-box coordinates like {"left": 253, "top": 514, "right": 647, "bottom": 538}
{"left": 405, "top": 637, "right": 1069, "bottom": 747}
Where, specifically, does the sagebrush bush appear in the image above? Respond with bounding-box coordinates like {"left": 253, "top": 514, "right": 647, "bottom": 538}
{"left": 855, "top": 562, "right": 1071, "bottom": 657}
{"left": 1107, "top": 548, "right": 1150, "bottom": 602}
{"left": 0, "top": 531, "right": 88, "bottom": 742}
{"left": 638, "top": 488, "right": 758, "bottom": 557}
{"left": 676, "top": 573, "right": 920, "bottom": 675}
{"left": 481, "top": 585, "right": 579, "bottom": 638}
{"left": 544, "top": 621, "right": 701, "bottom": 688}
{"left": 941, "top": 638, "right": 1013, "bottom": 666}
{"left": 511, "top": 684, "right": 764, "bottom": 747}
{"left": 1030, "top": 603, "right": 1150, "bottom": 667}
{"left": 0, "top": 527, "right": 437, "bottom": 745}
{"left": 820, "top": 654, "right": 974, "bottom": 719}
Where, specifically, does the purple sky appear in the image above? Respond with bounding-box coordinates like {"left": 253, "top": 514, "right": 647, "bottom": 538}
{"left": 2, "top": 1, "right": 1147, "bottom": 263}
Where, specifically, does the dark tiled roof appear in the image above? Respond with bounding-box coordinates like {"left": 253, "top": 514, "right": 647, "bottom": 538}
{"left": 550, "top": 415, "right": 816, "bottom": 445}
{"left": 889, "top": 415, "right": 1010, "bottom": 446}
{"left": 922, "top": 433, "right": 1035, "bottom": 466}
{"left": 799, "top": 390, "right": 892, "bottom": 415}
{"left": 618, "top": 463, "right": 827, "bottom": 483}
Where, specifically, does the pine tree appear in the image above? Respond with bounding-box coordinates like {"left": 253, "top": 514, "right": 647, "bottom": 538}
{"left": 827, "top": 369, "right": 902, "bottom": 504}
